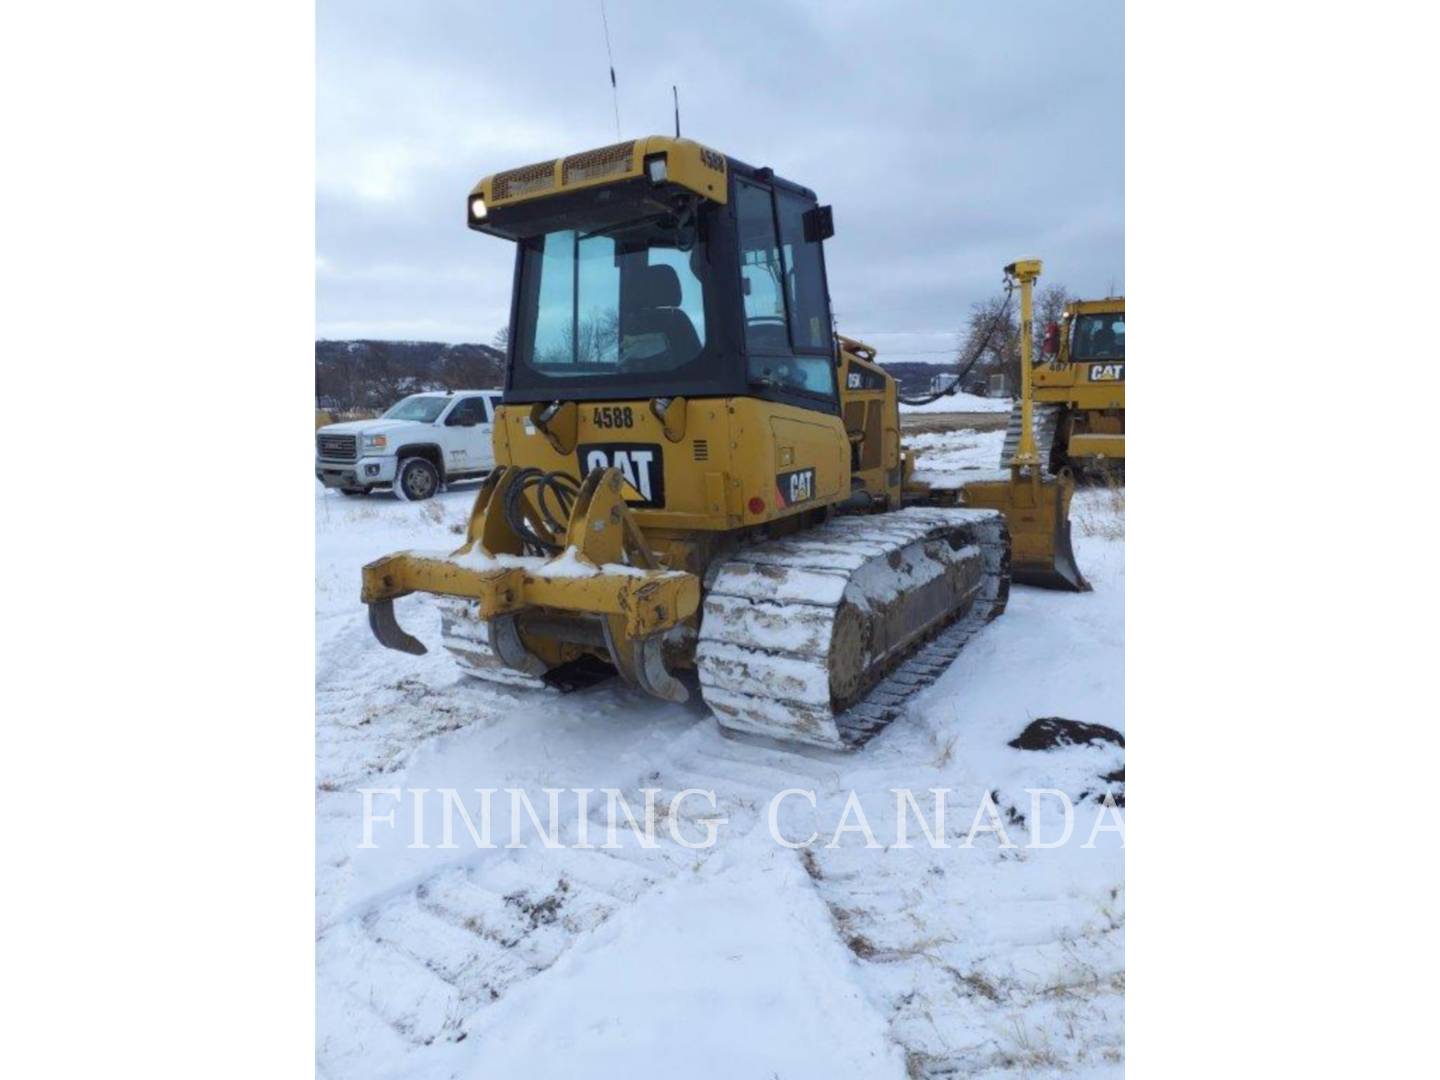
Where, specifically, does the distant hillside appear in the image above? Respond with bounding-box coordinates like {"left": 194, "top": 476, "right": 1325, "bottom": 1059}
{"left": 315, "top": 340, "right": 505, "bottom": 411}
{"left": 314, "top": 341, "right": 994, "bottom": 410}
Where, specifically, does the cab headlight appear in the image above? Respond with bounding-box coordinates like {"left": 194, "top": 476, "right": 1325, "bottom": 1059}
{"left": 362, "top": 434, "right": 388, "bottom": 452}
{"left": 469, "top": 196, "right": 487, "bottom": 220}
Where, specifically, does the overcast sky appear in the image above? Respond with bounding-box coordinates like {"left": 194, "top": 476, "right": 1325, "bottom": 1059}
{"left": 317, "top": 0, "right": 1122, "bottom": 363}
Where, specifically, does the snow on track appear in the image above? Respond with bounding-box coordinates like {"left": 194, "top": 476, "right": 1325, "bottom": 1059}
{"left": 315, "top": 433, "right": 1124, "bottom": 1078}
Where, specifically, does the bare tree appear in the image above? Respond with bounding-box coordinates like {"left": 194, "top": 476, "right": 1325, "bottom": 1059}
{"left": 537, "top": 310, "right": 621, "bottom": 367}
{"left": 958, "top": 293, "right": 1020, "bottom": 393}
{"left": 316, "top": 340, "right": 504, "bottom": 410}
{"left": 1034, "top": 282, "right": 1076, "bottom": 360}
{"left": 439, "top": 344, "right": 505, "bottom": 390}
{"left": 951, "top": 281, "right": 1077, "bottom": 396}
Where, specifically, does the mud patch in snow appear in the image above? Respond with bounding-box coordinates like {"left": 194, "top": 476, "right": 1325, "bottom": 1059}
{"left": 1008, "top": 717, "right": 1125, "bottom": 751}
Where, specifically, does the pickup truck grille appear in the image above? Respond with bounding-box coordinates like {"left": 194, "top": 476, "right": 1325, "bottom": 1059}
{"left": 317, "top": 433, "right": 358, "bottom": 462}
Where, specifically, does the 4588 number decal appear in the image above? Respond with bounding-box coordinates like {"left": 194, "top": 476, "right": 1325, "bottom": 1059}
{"left": 592, "top": 406, "right": 635, "bottom": 429}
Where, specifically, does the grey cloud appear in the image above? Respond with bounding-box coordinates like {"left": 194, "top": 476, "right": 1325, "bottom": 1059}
{"left": 318, "top": 0, "right": 1122, "bottom": 351}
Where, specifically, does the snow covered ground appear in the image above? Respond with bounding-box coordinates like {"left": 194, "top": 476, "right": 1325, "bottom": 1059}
{"left": 316, "top": 427, "right": 1124, "bottom": 1079}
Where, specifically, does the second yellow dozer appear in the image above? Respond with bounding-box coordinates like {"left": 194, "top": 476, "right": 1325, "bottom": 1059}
{"left": 1002, "top": 295, "right": 1125, "bottom": 478}
{"left": 905, "top": 258, "right": 1089, "bottom": 593}
{"left": 361, "top": 136, "right": 1087, "bottom": 749}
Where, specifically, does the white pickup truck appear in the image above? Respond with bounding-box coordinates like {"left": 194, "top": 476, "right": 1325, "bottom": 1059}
{"left": 315, "top": 390, "right": 503, "bottom": 500}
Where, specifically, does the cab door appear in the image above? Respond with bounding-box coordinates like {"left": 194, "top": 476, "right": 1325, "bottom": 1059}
{"left": 733, "top": 177, "right": 838, "bottom": 410}
{"left": 479, "top": 394, "right": 503, "bottom": 468}
{"left": 441, "top": 395, "right": 489, "bottom": 473}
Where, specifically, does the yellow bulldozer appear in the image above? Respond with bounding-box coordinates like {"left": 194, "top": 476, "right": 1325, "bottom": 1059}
{"left": 1002, "top": 296, "right": 1125, "bottom": 478}
{"left": 361, "top": 136, "right": 1086, "bottom": 749}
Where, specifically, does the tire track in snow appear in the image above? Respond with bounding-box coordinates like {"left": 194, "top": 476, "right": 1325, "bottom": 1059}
{"left": 318, "top": 844, "right": 672, "bottom": 1056}
{"left": 316, "top": 670, "right": 730, "bottom": 1072}
{"left": 800, "top": 840, "right": 1124, "bottom": 1076}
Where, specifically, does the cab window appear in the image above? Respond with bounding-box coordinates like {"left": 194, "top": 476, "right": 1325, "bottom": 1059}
{"left": 517, "top": 227, "right": 708, "bottom": 378}
{"left": 1072, "top": 313, "right": 1125, "bottom": 361}
{"left": 736, "top": 180, "right": 788, "bottom": 355}
{"left": 383, "top": 395, "right": 448, "bottom": 423}
{"left": 735, "top": 179, "right": 836, "bottom": 400}
{"left": 444, "top": 396, "right": 489, "bottom": 426}
{"left": 776, "top": 191, "right": 830, "bottom": 352}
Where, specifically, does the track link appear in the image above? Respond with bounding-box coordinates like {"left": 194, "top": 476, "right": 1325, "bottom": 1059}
{"left": 695, "top": 507, "right": 1010, "bottom": 749}
{"left": 1000, "top": 401, "right": 1063, "bottom": 471}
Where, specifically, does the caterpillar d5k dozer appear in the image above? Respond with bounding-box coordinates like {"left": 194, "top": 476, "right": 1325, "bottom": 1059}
{"left": 361, "top": 136, "right": 1084, "bottom": 748}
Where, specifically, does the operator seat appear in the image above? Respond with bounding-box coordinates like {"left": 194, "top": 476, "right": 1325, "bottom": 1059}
{"left": 625, "top": 264, "right": 701, "bottom": 365}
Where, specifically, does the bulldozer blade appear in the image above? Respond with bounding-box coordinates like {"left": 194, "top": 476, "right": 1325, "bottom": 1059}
{"left": 1014, "top": 525, "right": 1089, "bottom": 592}
{"left": 368, "top": 599, "right": 428, "bottom": 655}
{"left": 961, "top": 473, "right": 1091, "bottom": 593}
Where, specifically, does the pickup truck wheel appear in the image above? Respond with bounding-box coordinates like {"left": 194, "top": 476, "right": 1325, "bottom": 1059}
{"left": 395, "top": 457, "right": 439, "bottom": 502}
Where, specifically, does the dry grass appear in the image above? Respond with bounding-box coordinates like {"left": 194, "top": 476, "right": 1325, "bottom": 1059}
{"left": 998, "top": 1018, "right": 1061, "bottom": 1071}
{"left": 931, "top": 732, "right": 960, "bottom": 768}
{"left": 900, "top": 411, "right": 1012, "bottom": 435}
{"left": 1076, "top": 470, "right": 1125, "bottom": 540}
{"left": 315, "top": 408, "right": 377, "bottom": 429}
{"left": 947, "top": 967, "right": 1003, "bottom": 1003}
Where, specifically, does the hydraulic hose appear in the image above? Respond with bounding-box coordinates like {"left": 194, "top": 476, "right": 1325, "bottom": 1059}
{"left": 502, "top": 468, "right": 582, "bottom": 555}
{"left": 896, "top": 277, "right": 1016, "bottom": 407}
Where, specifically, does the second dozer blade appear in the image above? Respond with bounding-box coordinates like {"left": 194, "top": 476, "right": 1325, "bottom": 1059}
{"left": 961, "top": 470, "right": 1090, "bottom": 593}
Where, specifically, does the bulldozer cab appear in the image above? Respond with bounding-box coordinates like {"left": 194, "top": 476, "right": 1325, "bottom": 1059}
{"left": 1052, "top": 298, "right": 1126, "bottom": 367}
{"left": 471, "top": 137, "right": 840, "bottom": 419}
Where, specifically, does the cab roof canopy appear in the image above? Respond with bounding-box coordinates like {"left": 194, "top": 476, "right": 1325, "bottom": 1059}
{"left": 466, "top": 135, "right": 816, "bottom": 240}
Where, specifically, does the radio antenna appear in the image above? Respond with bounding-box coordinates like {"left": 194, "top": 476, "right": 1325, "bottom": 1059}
{"left": 673, "top": 85, "right": 681, "bottom": 137}
{"left": 599, "top": 0, "right": 621, "bottom": 139}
